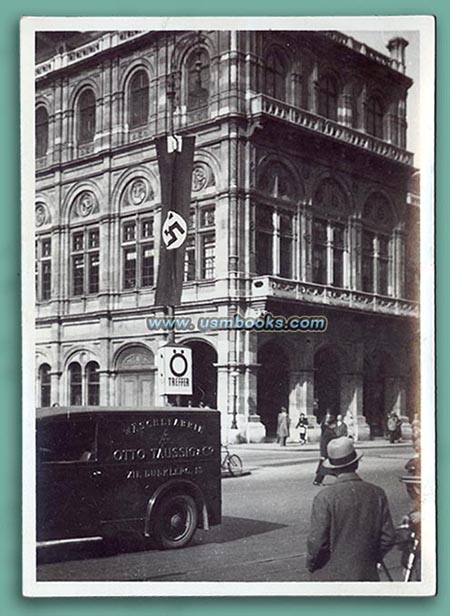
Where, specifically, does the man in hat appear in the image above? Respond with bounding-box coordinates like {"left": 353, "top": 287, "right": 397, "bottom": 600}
{"left": 276, "top": 406, "right": 290, "bottom": 447}
{"left": 306, "top": 436, "right": 396, "bottom": 581}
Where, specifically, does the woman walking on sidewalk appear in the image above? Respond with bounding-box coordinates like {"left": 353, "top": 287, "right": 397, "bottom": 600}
{"left": 296, "top": 413, "right": 309, "bottom": 445}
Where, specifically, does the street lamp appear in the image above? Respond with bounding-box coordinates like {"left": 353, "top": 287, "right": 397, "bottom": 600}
{"left": 230, "top": 369, "right": 240, "bottom": 430}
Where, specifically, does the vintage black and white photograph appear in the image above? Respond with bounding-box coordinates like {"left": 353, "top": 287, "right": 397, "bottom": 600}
{"left": 21, "top": 16, "right": 435, "bottom": 596}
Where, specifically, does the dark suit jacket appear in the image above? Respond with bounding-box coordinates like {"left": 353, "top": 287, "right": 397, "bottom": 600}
{"left": 319, "top": 423, "right": 336, "bottom": 458}
{"left": 306, "top": 472, "right": 396, "bottom": 581}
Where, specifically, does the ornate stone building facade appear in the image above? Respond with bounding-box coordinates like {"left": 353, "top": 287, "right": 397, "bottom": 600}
{"left": 35, "top": 29, "right": 419, "bottom": 442}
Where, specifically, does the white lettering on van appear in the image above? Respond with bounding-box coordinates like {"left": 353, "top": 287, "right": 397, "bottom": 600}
{"left": 113, "top": 448, "right": 146, "bottom": 461}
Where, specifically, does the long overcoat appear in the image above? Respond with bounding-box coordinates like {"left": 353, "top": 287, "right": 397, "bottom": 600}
{"left": 276, "top": 411, "right": 290, "bottom": 438}
{"left": 306, "top": 472, "right": 396, "bottom": 581}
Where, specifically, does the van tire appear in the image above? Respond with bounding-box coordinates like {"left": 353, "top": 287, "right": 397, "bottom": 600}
{"left": 152, "top": 493, "right": 198, "bottom": 549}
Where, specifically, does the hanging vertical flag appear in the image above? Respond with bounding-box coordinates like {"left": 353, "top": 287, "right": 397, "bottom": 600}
{"left": 155, "top": 134, "right": 195, "bottom": 307}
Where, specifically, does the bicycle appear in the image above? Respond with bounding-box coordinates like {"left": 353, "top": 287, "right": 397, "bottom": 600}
{"left": 221, "top": 444, "right": 243, "bottom": 476}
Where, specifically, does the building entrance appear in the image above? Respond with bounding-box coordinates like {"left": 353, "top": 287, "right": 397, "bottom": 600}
{"left": 185, "top": 340, "right": 217, "bottom": 409}
{"left": 363, "top": 356, "right": 388, "bottom": 437}
{"left": 116, "top": 346, "right": 155, "bottom": 407}
{"left": 257, "top": 342, "right": 289, "bottom": 439}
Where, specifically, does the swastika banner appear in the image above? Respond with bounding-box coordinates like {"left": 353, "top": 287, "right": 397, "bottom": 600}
{"left": 155, "top": 135, "right": 195, "bottom": 307}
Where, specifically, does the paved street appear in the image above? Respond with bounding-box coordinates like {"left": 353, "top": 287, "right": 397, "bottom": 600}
{"left": 37, "top": 443, "right": 413, "bottom": 582}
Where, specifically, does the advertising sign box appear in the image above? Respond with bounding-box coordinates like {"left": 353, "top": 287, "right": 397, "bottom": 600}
{"left": 158, "top": 344, "right": 193, "bottom": 396}
{"left": 36, "top": 407, "right": 221, "bottom": 550}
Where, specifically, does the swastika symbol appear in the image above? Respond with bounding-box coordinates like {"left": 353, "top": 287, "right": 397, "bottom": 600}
{"left": 162, "top": 211, "right": 188, "bottom": 250}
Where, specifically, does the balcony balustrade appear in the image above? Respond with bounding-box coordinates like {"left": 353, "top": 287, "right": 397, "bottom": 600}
{"left": 249, "top": 94, "right": 414, "bottom": 166}
{"left": 251, "top": 275, "right": 418, "bottom": 318}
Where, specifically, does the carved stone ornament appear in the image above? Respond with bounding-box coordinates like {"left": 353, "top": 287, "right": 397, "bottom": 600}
{"left": 35, "top": 204, "right": 47, "bottom": 227}
{"left": 314, "top": 178, "right": 345, "bottom": 212}
{"left": 363, "top": 192, "right": 393, "bottom": 228}
{"left": 192, "top": 162, "right": 215, "bottom": 192}
{"left": 258, "top": 161, "right": 296, "bottom": 201}
{"left": 75, "top": 191, "right": 98, "bottom": 218}
{"left": 300, "top": 163, "right": 311, "bottom": 180}
{"left": 123, "top": 177, "right": 154, "bottom": 207}
{"left": 130, "top": 179, "right": 147, "bottom": 205}
{"left": 118, "top": 348, "right": 155, "bottom": 370}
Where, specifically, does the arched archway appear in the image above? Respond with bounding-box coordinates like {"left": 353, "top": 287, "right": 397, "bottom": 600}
{"left": 363, "top": 351, "right": 397, "bottom": 437}
{"left": 314, "top": 347, "right": 341, "bottom": 420}
{"left": 257, "top": 342, "right": 290, "bottom": 438}
{"left": 184, "top": 340, "right": 217, "bottom": 408}
{"left": 115, "top": 345, "right": 155, "bottom": 407}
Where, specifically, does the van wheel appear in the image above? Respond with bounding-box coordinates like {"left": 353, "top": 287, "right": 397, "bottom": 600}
{"left": 153, "top": 494, "right": 198, "bottom": 549}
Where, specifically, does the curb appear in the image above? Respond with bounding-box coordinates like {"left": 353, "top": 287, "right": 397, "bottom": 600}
{"left": 221, "top": 470, "right": 252, "bottom": 479}
{"left": 229, "top": 442, "right": 412, "bottom": 453}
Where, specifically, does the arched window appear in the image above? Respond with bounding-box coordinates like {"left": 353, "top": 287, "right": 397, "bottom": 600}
{"left": 39, "top": 363, "right": 51, "bottom": 407}
{"left": 367, "top": 96, "right": 384, "bottom": 138}
{"left": 255, "top": 162, "right": 297, "bottom": 277}
{"left": 264, "top": 50, "right": 287, "bottom": 101}
{"left": 86, "top": 361, "right": 100, "bottom": 406}
{"left": 68, "top": 362, "right": 82, "bottom": 405}
{"left": 77, "top": 89, "right": 96, "bottom": 144}
{"left": 318, "top": 74, "right": 338, "bottom": 121}
{"left": 312, "top": 179, "right": 348, "bottom": 287}
{"left": 256, "top": 205, "right": 274, "bottom": 275}
{"left": 362, "top": 193, "right": 394, "bottom": 295}
{"left": 35, "top": 106, "right": 49, "bottom": 157}
{"left": 128, "top": 70, "right": 149, "bottom": 129}
{"left": 187, "top": 49, "right": 210, "bottom": 112}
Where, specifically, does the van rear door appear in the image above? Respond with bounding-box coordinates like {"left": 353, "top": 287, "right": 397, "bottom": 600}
{"left": 36, "top": 417, "right": 100, "bottom": 541}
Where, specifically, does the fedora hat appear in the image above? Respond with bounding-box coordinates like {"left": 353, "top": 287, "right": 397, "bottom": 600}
{"left": 323, "top": 436, "right": 363, "bottom": 469}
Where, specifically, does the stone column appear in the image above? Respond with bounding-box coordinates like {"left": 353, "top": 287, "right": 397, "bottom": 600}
{"left": 310, "top": 63, "right": 319, "bottom": 114}
{"left": 360, "top": 85, "right": 368, "bottom": 134}
{"left": 61, "top": 77, "right": 72, "bottom": 163}
{"left": 393, "top": 229, "right": 405, "bottom": 298}
{"left": 244, "top": 363, "right": 265, "bottom": 443}
{"left": 99, "top": 370, "right": 110, "bottom": 405}
{"left": 49, "top": 371, "right": 62, "bottom": 406}
{"left": 217, "top": 365, "right": 231, "bottom": 438}
{"left": 326, "top": 223, "right": 333, "bottom": 286}
{"left": 291, "top": 68, "right": 302, "bottom": 107}
{"left": 339, "top": 87, "right": 353, "bottom": 127}
{"left": 302, "top": 205, "right": 313, "bottom": 282}
{"left": 289, "top": 369, "right": 320, "bottom": 442}
{"left": 340, "top": 372, "right": 370, "bottom": 441}
{"left": 349, "top": 218, "right": 362, "bottom": 290}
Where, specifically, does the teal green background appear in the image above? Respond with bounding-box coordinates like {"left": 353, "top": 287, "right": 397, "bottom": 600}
{"left": 1, "top": 0, "right": 447, "bottom": 613}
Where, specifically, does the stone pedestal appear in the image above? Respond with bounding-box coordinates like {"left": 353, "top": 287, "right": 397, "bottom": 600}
{"left": 245, "top": 414, "right": 266, "bottom": 443}
{"left": 226, "top": 427, "right": 241, "bottom": 445}
{"left": 305, "top": 416, "right": 322, "bottom": 443}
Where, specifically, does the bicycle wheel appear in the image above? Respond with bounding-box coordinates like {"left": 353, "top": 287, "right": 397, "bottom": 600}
{"left": 227, "top": 454, "right": 243, "bottom": 476}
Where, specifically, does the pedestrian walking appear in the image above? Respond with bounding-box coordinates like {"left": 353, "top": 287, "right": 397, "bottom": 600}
{"left": 296, "top": 412, "right": 309, "bottom": 444}
{"left": 386, "top": 412, "right": 402, "bottom": 443}
{"left": 313, "top": 411, "right": 336, "bottom": 485}
{"left": 306, "top": 436, "right": 396, "bottom": 581}
{"left": 276, "top": 406, "right": 290, "bottom": 447}
{"left": 335, "top": 413, "right": 348, "bottom": 438}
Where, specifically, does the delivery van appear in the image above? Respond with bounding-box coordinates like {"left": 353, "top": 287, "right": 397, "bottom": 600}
{"left": 36, "top": 406, "right": 221, "bottom": 549}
